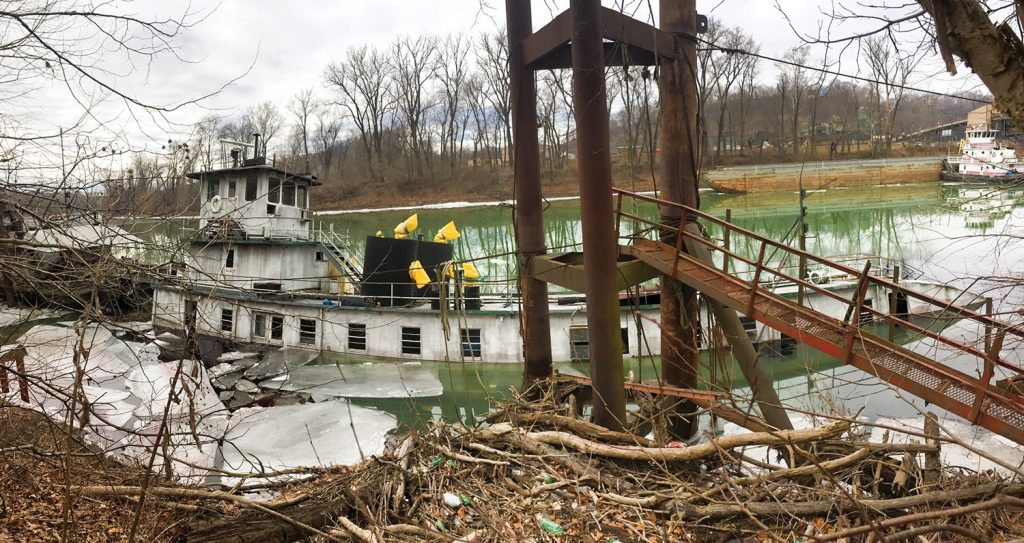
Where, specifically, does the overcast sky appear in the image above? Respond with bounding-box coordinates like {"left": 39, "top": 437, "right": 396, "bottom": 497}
{"left": 17, "top": 0, "right": 987, "bottom": 168}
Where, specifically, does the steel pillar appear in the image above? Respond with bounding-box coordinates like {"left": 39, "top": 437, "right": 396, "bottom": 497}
{"left": 570, "top": 0, "right": 627, "bottom": 431}
{"left": 507, "top": 0, "right": 555, "bottom": 384}
{"left": 658, "top": 0, "right": 702, "bottom": 439}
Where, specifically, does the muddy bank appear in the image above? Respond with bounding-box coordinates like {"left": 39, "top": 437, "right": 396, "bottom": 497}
{"left": 312, "top": 157, "right": 945, "bottom": 212}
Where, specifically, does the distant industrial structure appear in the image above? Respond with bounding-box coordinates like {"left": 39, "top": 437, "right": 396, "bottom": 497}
{"left": 899, "top": 104, "right": 1018, "bottom": 143}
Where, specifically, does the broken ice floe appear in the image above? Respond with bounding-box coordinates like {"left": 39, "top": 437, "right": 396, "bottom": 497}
{"left": 2, "top": 323, "right": 397, "bottom": 484}
{"left": 0, "top": 304, "right": 61, "bottom": 328}
{"left": 221, "top": 401, "right": 395, "bottom": 474}
{"left": 262, "top": 362, "right": 445, "bottom": 398}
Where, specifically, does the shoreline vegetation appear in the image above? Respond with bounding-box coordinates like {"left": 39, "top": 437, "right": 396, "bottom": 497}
{"left": 308, "top": 151, "right": 950, "bottom": 213}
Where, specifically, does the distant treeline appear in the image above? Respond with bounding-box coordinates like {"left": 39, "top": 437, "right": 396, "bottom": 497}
{"left": 116, "top": 20, "right": 986, "bottom": 213}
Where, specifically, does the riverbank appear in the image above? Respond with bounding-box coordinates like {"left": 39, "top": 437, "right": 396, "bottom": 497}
{"left": 311, "top": 156, "right": 945, "bottom": 211}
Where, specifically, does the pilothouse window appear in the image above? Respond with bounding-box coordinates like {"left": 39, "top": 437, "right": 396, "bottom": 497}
{"left": 206, "top": 179, "right": 219, "bottom": 201}
{"left": 268, "top": 177, "right": 281, "bottom": 204}
{"left": 282, "top": 182, "right": 296, "bottom": 207}
{"left": 245, "top": 174, "right": 258, "bottom": 201}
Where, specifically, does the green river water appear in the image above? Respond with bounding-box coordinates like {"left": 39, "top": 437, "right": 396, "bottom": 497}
{"left": 129, "top": 182, "right": 1024, "bottom": 430}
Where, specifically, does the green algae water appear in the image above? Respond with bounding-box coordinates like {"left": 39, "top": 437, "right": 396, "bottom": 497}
{"left": 125, "top": 182, "right": 1024, "bottom": 429}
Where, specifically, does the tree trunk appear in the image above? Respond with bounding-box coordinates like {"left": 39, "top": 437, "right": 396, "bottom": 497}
{"left": 919, "top": 0, "right": 1024, "bottom": 125}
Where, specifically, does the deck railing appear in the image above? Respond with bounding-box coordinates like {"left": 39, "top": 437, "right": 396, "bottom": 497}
{"left": 612, "top": 188, "right": 1024, "bottom": 382}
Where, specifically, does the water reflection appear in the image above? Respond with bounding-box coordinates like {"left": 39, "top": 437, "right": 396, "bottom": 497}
{"left": 124, "top": 183, "right": 1024, "bottom": 429}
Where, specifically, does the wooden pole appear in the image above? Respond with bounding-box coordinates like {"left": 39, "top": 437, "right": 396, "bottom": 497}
{"left": 570, "top": 0, "right": 627, "bottom": 430}
{"left": 658, "top": 0, "right": 702, "bottom": 440}
{"left": 507, "top": 0, "right": 554, "bottom": 384}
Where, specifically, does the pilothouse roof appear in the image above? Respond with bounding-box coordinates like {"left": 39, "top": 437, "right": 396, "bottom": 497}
{"left": 186, "top": 163, "right": 321, "bottom": 186}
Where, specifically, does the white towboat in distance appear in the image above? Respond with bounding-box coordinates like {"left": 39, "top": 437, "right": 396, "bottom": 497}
{"left": 151, "top": 140, "right": 986, "bottom": 365}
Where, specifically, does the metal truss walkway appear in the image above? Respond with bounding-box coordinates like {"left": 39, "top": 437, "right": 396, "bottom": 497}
{"left": 614, "top": 189, "right": 1024, "bottom": 444}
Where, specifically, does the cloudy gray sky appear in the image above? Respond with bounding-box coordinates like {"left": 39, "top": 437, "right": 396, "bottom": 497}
{"left": 17, "top": 0, "right": 985, "bottom": 170}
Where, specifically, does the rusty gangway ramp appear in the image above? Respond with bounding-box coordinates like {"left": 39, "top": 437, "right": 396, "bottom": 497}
{"left": 614, "top": 188, "right": 1024, "bottom": 444}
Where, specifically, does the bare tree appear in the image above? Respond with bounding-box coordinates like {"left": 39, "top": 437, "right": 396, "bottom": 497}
{"left": 477, "top": 30, "right": 511, "bottom": 166}
{"left": 390, "top": 35, "right": 438, "bottom": 180}
{"left": 434, "top": 34, "right": 470, "bottom": 175}
{"left": 711, "top": 28, "right": 755, "bottom": 159}
{"left": 778, "top": 46, "right": 811, "bottom": 158}
{"left": 313, "top": 103, "right": 343, "bottom": 179}
{"left": 243, "top": 102, "right": 284, "bottom": 157}
{"left": 324, "top": 45, "right": 395, "bottom": 182}
{"left": 863, "top": 35, "right": 924, "bottom": 154}
{"left": 289, "top": 88, "right": 317, "bottom": 173}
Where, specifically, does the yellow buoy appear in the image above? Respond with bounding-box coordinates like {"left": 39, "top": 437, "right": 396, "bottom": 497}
{"left": 447, "top": 262, "right": 481, "bottom": 285}
{"left": 433, "top": 221, "right": 461, "bottom": 243}
{"left": 394, "top": 213, "right": 418, "bottom": 239}
{"left": 408, "top": 260, "right": 431, "bottom": 289}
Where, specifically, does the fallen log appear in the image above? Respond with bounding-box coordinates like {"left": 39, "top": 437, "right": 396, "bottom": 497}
{"left": 671, "top": 482, "right": 1024, "bottom": 521}
{"left": 473, "top": 421, "right": 850, "bottom": 462}
{"left": 76, "top": 485, "right": 346, "bottom": 543}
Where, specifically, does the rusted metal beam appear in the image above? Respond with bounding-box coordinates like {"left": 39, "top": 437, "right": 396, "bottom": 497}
{"left": 528, "top": 252, "right": 659, "bottom": 293}
{"left": 507, "top": 0, "right": 554, "bottom": 384}
{"left": 556, "top": 373, "right": 775, "bottom": 433}
{"left": 570, "top": 0, "right": 627, "bottom": 431}
{"left": 528, "top": 42, "right": 661, "bottom": 70}
{"left": 523, "top": 7, "right": 676, "bottom": 70}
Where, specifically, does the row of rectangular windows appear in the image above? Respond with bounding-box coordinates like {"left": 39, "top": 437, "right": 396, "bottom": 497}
{"left": 206, "top": 175, "right": 308, "bottom": 209}
{"left": 220, "top": 309, "right": 316, "bottom": 344}
{"left": 222, "top": 248, "right": 322, "bottom": 270}
{"left": 218, "top": 310, "right": 481, "bottom": 356}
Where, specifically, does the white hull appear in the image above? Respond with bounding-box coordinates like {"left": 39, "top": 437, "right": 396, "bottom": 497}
{"left": 152, "top": 278, "right": 984, "bottom": 364}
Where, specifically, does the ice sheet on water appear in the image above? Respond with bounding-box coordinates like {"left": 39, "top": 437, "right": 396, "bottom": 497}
{"left": 125, "top": 359, "right": 225, "bottom": 421}
{"left": 243, "top": 348, "right": 318, "bottom": 380}
{"left": 269, "top": 363, "right": 444, "bottom": 398}
{"left": 0, "top": 304, "right": 59, "bottom": 328}
{"left": 220, "top": 401, "right": 395, "bottom": 474}
{"left": 870, "top": 415, "right": 1024, "bottom": 476}
{"left": 218, "top": 350, "right": 258, "bottom": 363}
{"left": 7, "top": 322, "right": 234, "bottom": 483}
{"left": 713, "top": 413, "right": 821, "bottom": 472}
{"left": 119, "top": 412, "right": 230, "bottom": 484}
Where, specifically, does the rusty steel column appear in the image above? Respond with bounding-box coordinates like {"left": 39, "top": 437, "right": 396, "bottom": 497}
{"left": 658, "top": 0, "right": 702, "bottom": 439}
{"left": 507, "top": 0, "right": 554, "bottom": 384}
{"left": 570, "top": 0, "right": 627, "bottom": 431}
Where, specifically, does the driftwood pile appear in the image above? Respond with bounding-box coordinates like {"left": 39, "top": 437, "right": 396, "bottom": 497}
{"left": 72, "top": 387, "right": 1024, "bottom": 542}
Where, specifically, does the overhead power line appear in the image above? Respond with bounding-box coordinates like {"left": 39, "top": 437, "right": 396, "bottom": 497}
{"left": 694, "top": 36, "right": 991, "bottom": 105}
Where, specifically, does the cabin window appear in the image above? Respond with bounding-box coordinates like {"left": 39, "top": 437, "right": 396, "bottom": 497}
{"left": 244, "top": 174, "right": 258, "bottom": 201}
{"left": 569, "top": 325, "right": 589, "bottom": 361}
{"left": 268, "top": 177, "right": 281, "bottom": 204}
{"left": 282, "top": 181, "right": 296, "bottom": 207}
{"left": 401, "top": 327, "right": 421, "bottom": 355}
{"left": 297, "top": 185, "right": 308, "bottom": 209}
{"left": 299, "top": 318, "right": 317, "bottom": 345}
{"left": 207, "top": 179, "right": 220, "bottom": 201}
{"left": 228, "top": 179, "right": 237, "bottom": 198}
{"left": 859, "top": 299, "right": 874, "bottom": 325}
{"left": 348, "top": 323, "right": 367, "bottom": 350}
{"left": 221, "top": 308, "right": 234, "bottom": 333}
{"left": 739, "top": 315, "right": 757, "bottom": 343}
{"left": 460, "top": 328, "right": 481, "bottom": 358}
{"left": 270, "top": 315, "right": 284, "bottom": 341}
{"left": 253, "top": 313, "right": 267, "bottom": 338}
{"left": 315, "top": 251, "right": 325, "bottom": 262}
{"left": 225, "top": 249, "right": 235, "bottom": 269}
